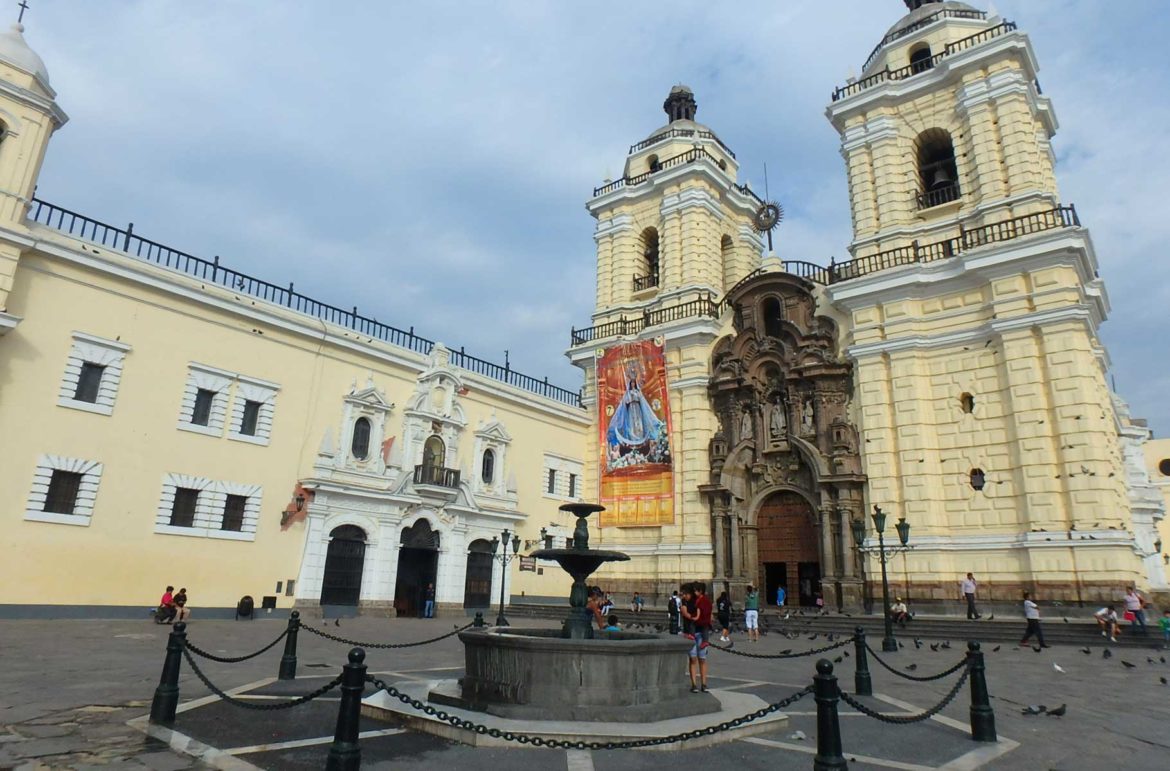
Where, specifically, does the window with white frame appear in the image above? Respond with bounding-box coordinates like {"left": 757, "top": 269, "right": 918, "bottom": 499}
{"left": 25, "top": 454, "right": 104, "bottom": 526}
{"left": 155, "top": 473, "right": 261, "bottom": 541}
{"left": 57, "top": 333, "right": 131, "bottom": 416}
{"left": 542, "top": 453, "right": 584, "bottom": 501}
{"left": 177, "top": 365, "right": 233, "bottom": 436}
{"left": 229, "top": 377, "right": 278, "bottom": 445}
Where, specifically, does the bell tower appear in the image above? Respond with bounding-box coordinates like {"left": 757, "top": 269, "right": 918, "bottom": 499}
{"left": 824, "top": 2, "right": 1147, "bottom": 604}
{"left": 0, "top": 21, "right": 67, "bottom": 333}
{"left": 567, "top": 86, "right": 764, "bottom": 597}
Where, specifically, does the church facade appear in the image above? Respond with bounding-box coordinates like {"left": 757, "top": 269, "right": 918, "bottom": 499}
{"left": 0, "top": 1, "right": 1165, "bottom": 617}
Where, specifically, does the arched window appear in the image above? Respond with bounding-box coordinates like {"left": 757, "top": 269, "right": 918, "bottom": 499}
{"left": 351, "top": 417, "right": 371, "bottom": 460}
{"left": 909, "top": 44, "right": 934, "bottom": 74}
{"left": 969, "top": 468, "right": 987, "bottom": 491}
{"left": 916, "top": 129, "right": 960, "bottom": 209}
{"left": 647, "top": 154, "right": 660, "bottom": 172}
{"left": 481, "top": 448, "right": 495, "bottom": 484}
{"left": 762, "top": 297, "right": 783, "bottom": 339}
{"left": 720, "top": 234, "right": 735, "bottom": 292}
{"left": 960, "top": 393, "right": 975, "bottom": 414}
{"left": 423, "top": 435, "right": 445, "bottom": 469}
{"left": 638, "top": 227, "right": 660, "bottom": 290}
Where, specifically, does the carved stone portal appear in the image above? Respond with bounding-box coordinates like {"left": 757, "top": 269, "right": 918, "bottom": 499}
{"left": 703, "top": 272, "right": 866, "bottom": 610}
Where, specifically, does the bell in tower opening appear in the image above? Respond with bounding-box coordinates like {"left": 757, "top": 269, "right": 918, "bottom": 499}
{"left": 663, "top": 85, "right": 697, "bottom": 123}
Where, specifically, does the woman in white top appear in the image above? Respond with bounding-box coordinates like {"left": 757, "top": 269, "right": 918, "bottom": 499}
{"left": 1124, "top": 587, "right": 1148, "bottom": 634}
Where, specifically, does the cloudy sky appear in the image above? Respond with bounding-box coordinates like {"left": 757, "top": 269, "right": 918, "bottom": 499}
{"left": 25, "top": 1, "right": 1170, "bottom": 433}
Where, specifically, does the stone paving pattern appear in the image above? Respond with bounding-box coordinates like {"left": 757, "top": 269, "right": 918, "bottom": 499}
{"left": 1, "top": 614, "right": 1168, "bottom": 769}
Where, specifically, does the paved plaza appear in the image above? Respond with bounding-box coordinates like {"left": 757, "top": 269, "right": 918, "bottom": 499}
{"left": 1, "top": 615, "right": 1168, "bottom": 770}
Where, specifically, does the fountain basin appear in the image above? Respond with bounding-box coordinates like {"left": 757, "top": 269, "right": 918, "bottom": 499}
{"left": 430, "top": 628, "right": 720, "bottom": 722}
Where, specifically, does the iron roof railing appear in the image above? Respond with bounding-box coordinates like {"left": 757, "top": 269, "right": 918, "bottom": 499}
{"left": 861, "top": 7, "right": 987, "bottom": 73}
{"left": 28, "top": 198, "right": 584, "bottom": 408}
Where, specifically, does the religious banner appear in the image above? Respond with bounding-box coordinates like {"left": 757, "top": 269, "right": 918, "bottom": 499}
{"left": 596, "top": 338, "right": 674, "bottom": 526}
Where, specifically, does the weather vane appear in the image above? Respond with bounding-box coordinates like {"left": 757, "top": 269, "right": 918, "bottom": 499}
{"left": 751, "top": 162, "right": 784, "bottom": 252}
{"left": 17, "top": 1, "right": 28, "bottom": 24}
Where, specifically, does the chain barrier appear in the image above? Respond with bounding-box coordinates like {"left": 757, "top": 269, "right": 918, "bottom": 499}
{"left": 710, "top": 635, "right": 855, "bottom": 659}
{"left": 863, "top": 642, "right": 968, "bottom": 682}
{"left": 300, "top": 621, "right": 473, "bottom": 649}
{"left": 185, "top": 629, "right": 288, "bottom": 664}
{"left": 364, "top": 675, "right": 812, "bottom": 749}
{"left": 182, "top": 646, "right": 342, "bottom": 711}
{"left": 839, "top": 666, "right": 970, "bottom": 725}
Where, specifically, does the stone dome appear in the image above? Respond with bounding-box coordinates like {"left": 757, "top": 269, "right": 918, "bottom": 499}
{"left": 884, "top": 1, "right": 983, "bottom": 40}
{"left": 0, "top": 23, "right": 49, "bottom": 85}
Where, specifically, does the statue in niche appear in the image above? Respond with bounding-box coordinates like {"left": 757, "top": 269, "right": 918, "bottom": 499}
{"left": 769, "top": 398, "right": 787, "bottom": 441}
{"left": 801, "top": 398, "right": 815, "bottom": 435}
{"left": 739, "top": 407, "right": 752, "bottom": 444}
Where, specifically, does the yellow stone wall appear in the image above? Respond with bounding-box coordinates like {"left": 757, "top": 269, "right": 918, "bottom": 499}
{"left": 0, "top": 232, "right": 588, "bottom": 611}
{"left": 1144, "top": 438, "right": 1170, "bottom": 569}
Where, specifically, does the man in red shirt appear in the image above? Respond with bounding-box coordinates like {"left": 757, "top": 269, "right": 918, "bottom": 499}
{"left": 158, "top": 585, "right": 176, "bottom": 624}
{"left": 681, "top": 582, "right": 713, "bottom": 693}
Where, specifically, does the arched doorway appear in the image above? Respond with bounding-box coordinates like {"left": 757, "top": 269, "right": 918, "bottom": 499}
{"left": 757, "top": 491, "right": 820, "bottom": 607}
{"left": 464, "top": 539, "right": 494, "bottom": 608}
{"left": 422, "top": 435, "right": 445, "bottom": 469}
{"left": 320, "top": 525, "right": 367, "bottom": 606}
{"left": 395, "top": 520, "right": 439, "bottom": 617}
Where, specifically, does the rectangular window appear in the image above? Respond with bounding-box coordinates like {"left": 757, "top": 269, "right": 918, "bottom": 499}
{"left": 73, "top": 363, "right": 105, "bottom": 403}
{"left": 170, "top": 487, "right": 199, "bottom": 527}
{"left": 239, "top": 400, "right": 262, "bottom": 436}
{"left": 547, "top": 468, "right": 557, "bottom": 494}
{"left": 191, "top": 389, "right": 215, "bottom": 426}
{"left": 44, "top": 470, "right": 83, "bottom": 514}
{"left": 568, "top": 473, "right": 577, "bottom": 498}
{"left": 222, "top": 494, "right": 247, "bottom": 531}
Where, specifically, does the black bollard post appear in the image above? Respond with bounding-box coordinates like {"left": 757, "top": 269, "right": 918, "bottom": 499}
{"left": 473, "top": 611, "right": 485, "bottom": 628}
{"left": 278, "top": 610, "right": 300, "bottom": 681}
{"left": 813, "top": 659, "right": 848, "bottom": 771}
{"left": 325, "top": 647, "right": 367, "bottom": 771}
{"left": 966, "top": 641, "right": 997, "bottom": 742}
{"left": 853, "top": 626, "right": 873, "bottom": 697}
{"left": 149, "top": 621, "right": 187, "bottom": 726}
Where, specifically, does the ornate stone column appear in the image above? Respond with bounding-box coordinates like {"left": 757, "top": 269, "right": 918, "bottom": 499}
{"left": 712, "top": 512, "right": 727, "bottom": 580}
{"left": 729, "top": 512, "right": 743, "bottom": 579}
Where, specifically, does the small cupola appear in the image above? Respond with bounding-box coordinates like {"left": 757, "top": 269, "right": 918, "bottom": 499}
{"left": 903, "top": 0, "right": 944, "bottom": 9}
{"left": 663, "top": 85, "right": 697, "bottom": 123}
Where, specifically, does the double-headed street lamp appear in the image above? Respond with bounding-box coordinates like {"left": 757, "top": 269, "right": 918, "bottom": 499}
{"left": 850, "top": 505, "right": 911, "bottom": 652}
{"left": 490, "top": 529, "right": 522, "bottom": 626}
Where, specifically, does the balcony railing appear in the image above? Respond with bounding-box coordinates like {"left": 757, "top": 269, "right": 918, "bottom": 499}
{"left": 834, "top": 21, "right": 1017, "bottom": 102}
{"left": 570, "top": 294, "right": 720, "bottom": 346}
{"left": 916, "top": 183, "right": 962, "bottom": 210}
{"left": 27, "top": 198, "right": 584, "bottom": 408}
{"left": 632, "top": 272, "right": 660, "bottom": 292}
{"left": 861, "top": 7, "right": 987, "bottom": 73}
{"left": 413, "top": 464, "right": 460, "bottom": 489}
{"left": 593, "top": 147, "right": 724, "bottom": 197}
{"left": 629, "top": 128, "right": 736, "bottom": 159}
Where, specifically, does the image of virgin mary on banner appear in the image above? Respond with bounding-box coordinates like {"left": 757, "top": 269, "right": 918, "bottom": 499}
{"left": 597, "top": 339, "right": 674, "bottom": 526}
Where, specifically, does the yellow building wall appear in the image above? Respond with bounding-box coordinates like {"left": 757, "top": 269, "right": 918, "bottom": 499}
{"left": 0, "top": 231, "right": 587, "bottom": 612}
{"left": 1144, "top": 439, "right": 1170, "bottom": 570}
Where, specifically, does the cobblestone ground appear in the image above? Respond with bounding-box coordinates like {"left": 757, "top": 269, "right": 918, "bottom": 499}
{"left": 1, "top": 615, "right": 1168, "bottom": 769}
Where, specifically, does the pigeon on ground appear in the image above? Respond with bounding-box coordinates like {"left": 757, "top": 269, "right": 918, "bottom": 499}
{"left": 843, "top": 650, "right": 850, "bottom": 658}
{"left": 987, "top": 613, "right": 995, "bottom": 621}
{"left": 992, "top": 645, "right": 1001, "bottom": 652}
{"left": 898, "top": 640, "right": 905, "bottom": 649}
{"left": 1103, "top": 649, "right": 1113, "bottom": 659}
{"left": 828, "top": 632, "right": 836, "bottom": 642}
{"left": 1048, "top": 704, "right": 1067, "bottom": 717}
{"left": 1033, "top": 645, "right": 1043, "bottom": 653}
{"left": 834, "top": 655, "right": 843, "bottom": 663}
{"left": 1021, "top": 705, "right": 1047, "bottom": 715}
{"left": 1053, "top": 663, "right": 1066, "bottom": 673}
{"left": 1063, "top": 618, "right": 1069, "bottom": 624}
{"left": 914, "top": 638, "right": 923, "bottom": 649}
{"left": 930, "top": 643, "right": 940, "bottom": 652}
{"left": 905, "top": 663, "right": 918, "bottom": 671}
{"left": 790, "top": 730, "right": 807, "bottom": 741}
{"left": 1121, "top": 660, "right": 1137, "bottom": 669}
{"left": 1160, "top": 677, "right": 1168, "bottom": 685}
{"left": 1080, "top": 647, "right": 1092, "bottom": 655}
{"left": 334, "top": 619, "right": 340, "bottom": 627}
{"left": 941, "top": 641, "right": 952, "bottom": 650}
{"left": 780, "top": 649, "right": 793, "bottom": 655}
{"left": 1162, "top": 656, "right": 1167, "bottom": 664}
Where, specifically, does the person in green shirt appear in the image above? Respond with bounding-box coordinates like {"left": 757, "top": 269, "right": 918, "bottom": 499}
{"left": 744, "top": 585, "right": 761, "bottom": 643}
{"left": 1159, "top": 609, "right": 1170, "bottom": 650}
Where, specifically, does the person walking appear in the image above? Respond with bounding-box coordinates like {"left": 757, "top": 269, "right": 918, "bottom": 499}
{"left": 1019, "top": 592, "right": 1049, "bottom": 648}
{"left": 668, "top": 590, "right": 681, "bottom": 635}
{"left": 961, "top": 572, "right": 981, "bottom": 620}
{"left": 743, "top": 585, "right": 760, "bottom": 643}
{"left": 423, "top": 583, "right": 435, "bottom": 618}
{"left": 1123, "top": 587, "right": 1148, "bottom": 635}
{"left": 716, "top": 591, "right": 732, "bottom": 643}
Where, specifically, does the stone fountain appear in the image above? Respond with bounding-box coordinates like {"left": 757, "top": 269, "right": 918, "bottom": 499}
{"left": 432, "top": 503, "right": 720, "bottom": 721}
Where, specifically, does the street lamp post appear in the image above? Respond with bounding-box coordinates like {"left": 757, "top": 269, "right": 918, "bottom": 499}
{"left": 851, "top": 505, "right": 911, "bottom": 653}
{"left": 490, "top": 529, "right": 522, "bottom": 626}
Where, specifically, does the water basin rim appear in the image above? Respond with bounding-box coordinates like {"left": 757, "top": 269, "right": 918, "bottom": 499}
{"left": 528, "top": 548, "right": 631, "bottom": 561}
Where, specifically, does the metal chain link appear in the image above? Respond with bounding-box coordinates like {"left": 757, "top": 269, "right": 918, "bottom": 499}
{"left": 300, "top": 621, "right": 473, "bottom": 649}
{"left": 364, "top": 675, "right": 812, "bottom": 749}
{"left": 181, "top": 646, "right": 342, "bottom": 710}
{"left": 185, "top": 629, "right": 288, "bottom": 664}
{"left": 863, "top": 642, "right": 968, "bottom": 682}
{"left": 839, "top": 666, "right": 970, "bottom": 725}
{"left": 710, "top": 635, "right": 855, "bottom": 659}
